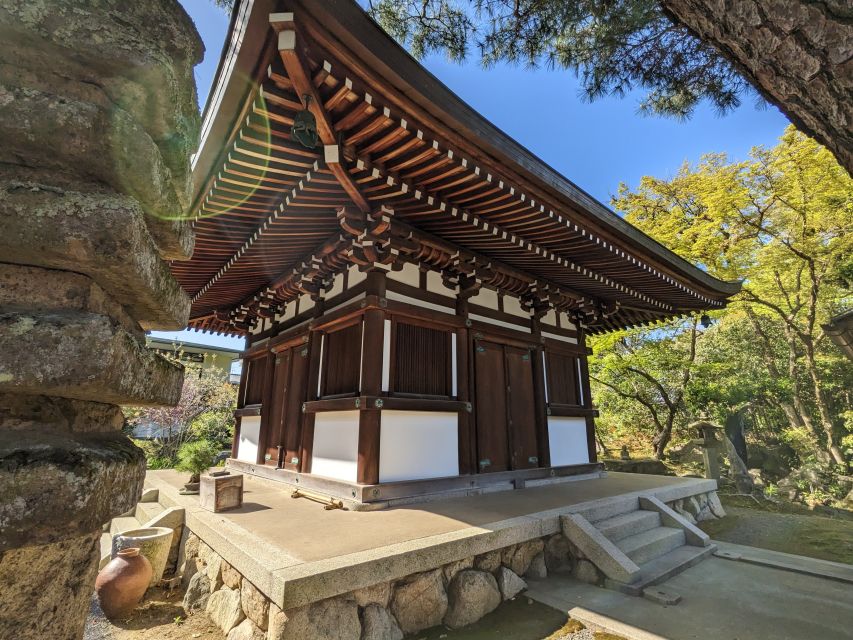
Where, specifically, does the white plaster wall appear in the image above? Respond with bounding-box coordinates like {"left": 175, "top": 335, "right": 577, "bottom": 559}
{"left": 347, "top": 264, "right": 367, "bottom": 287}
{"left": 311, "top": 410, "right": 360, "bottom": 482}
{"left": 237, "top": 416, "right": 261, "bottom": 463}
{"left": 548, "top": 417, "right": 590, "bottom": 466}
{"left": 469, "top": 287, "right": 499, "bottom": 310}
{"left": 387, "top": 262, "right": 420, "bottom": 287}
{"left": 426, "top": 270, "right": 454, "bottom": 295}
{"left": 379, "top": 411, "right": 459, "bottom": 482}
{"left": 503, "top": 295, "right": 528, "bottom": 318}
{"left": 299, "top": 293, "right": 315, "bottom": 313}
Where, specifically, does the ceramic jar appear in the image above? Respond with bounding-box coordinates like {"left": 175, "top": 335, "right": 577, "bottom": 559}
{"left": 95, "top": 547, "right": 152, "bottom": 620}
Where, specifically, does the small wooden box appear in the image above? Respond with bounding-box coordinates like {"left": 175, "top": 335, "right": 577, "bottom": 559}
{"left": 199, "top": 472, "right": 243, "bottom": 512}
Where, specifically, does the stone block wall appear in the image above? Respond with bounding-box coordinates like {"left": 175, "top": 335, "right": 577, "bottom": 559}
{"left": 181, "top": 530, "right": 579, "bottom": 639}
{"left": 179, "top": 489, "right": 724, "bottom": 639}
{"left": 0, "top": 2, "right": 202, "bottom": 638}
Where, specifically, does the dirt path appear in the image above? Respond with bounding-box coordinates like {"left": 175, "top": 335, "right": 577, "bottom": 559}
{"left": 699, "top": 499, "right": 853, "bottom": 565}
{"left": 85, "top": 588, "right": 223, "bottom": 640}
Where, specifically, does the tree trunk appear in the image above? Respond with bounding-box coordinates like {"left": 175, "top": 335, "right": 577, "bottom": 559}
{"left": 661, "top": 0, "right": 853, "bottom": 175}
{"left": 803, "top": 344, "right": 847, "bottom": 465}
{"left": 653, "top": 415, "right": 675, "bottom": 459}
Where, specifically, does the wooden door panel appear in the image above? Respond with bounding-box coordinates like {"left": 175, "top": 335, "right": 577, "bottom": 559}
{"left": 283, "top": 344, "right": 310, "bottom": 470}
{"left": 265, "top": 350, "right": 291, "bottom": 464}
{"left": 473, "top": 339, "right": 509, "bottom": 472}
{"left": 505, "top": 346, "right": 539, "bottom": 469}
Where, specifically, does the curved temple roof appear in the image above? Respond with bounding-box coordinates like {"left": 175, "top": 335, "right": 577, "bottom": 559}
{"left": 173, "top": 0, "right": 740, "bottom": 337}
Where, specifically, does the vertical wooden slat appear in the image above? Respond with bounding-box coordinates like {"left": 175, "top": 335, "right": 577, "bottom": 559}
{"left": 358, "top": 307, "right": 385, "bottom": 484}
{"left": 299, "top": 331, "right": 323, "bottom": 473}
{"left": 256, "top": 351, "right": 275, "bottom": 465}
{"left": 455, "top": 326, "right": 473, "bottom": 474}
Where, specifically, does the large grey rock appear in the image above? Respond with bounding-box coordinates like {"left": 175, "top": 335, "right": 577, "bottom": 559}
{"left": 525, "top": 552, "right": 547, "bottom": 579}
{"left": 501, "top": 539, "right": 544, "bottom": 576}
{"left": 268, "top": 597, "right": 360, "bottom": 640}
{"left": 390, "top": 569, "right": 447, "bottom": 635}
{"left": 495, "top": 566, "right": 527, "bottom": 600}
{"left": 204, "top": 550, "right": 224, "bottom": 591}
{"left": 227, "top": 618, "right": 265, "bottom": 640}
{"left": 544, "top": 535, "right": 573, "bottom": 573}
{"left": 0, "top": 83, "right": 193, "bottom": 259}
{"left": 241, "top": 579, "right": 269, "bottom": 631}
{"left": 0, "top": 392, "right": 123, "bottom": 434}
{"left": 352, "top": 581, "right": 391, "bottom": 608}
{"left": 443, "top": 557, "right": 474, "bottom": 583}
{"left": 0, "top": 179, "right": 191, "bottom": 328}
{"left": 573, "top": 560, "right": 602, "bottom": 585}
{"left": 0, "top": 264, "right": 139, "bottom": 337}
{"left": 222, "top": 560, "right": 242, "bottom": 589}
{"left": 443, "top": 570, "right": 501, "bottom": 629}
{"left": 0, "top": 430, "right": 144, "bottom": 550}
{"left": 474, "top": 550, "right": 503, "bottom": 573}
{"left": 0, "top": 530, "right": 100, "bottom": 639}
{"left": 206, "top": 587, "right": 245, "bottom": 634}
{"left": 183, "top": 571, "right": 211, "bottom": 612}
{"left": 360, "top": 604, "right": 403, "bottom": 640}
{"left": 0, "top": 0, "right": 203, "bottom": 198}
{"left": 0, "top": 310, "right": 182, "bottom": 405}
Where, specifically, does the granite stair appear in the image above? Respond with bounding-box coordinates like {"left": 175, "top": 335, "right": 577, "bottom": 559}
{"left": 562, "top": 493, "right": 716, "bottom": 598}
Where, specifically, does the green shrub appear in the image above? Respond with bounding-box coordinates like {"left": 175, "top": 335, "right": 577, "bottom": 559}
{"left": 175, "top": 440, "right": 219, "bottom": 482}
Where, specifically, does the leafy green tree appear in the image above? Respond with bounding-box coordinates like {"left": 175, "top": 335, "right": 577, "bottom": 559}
{"left": 590, "top": 317, "right": 701, "bottom": 459}
{"left": 611, "top": 127, "right": 852, "bottom": 464}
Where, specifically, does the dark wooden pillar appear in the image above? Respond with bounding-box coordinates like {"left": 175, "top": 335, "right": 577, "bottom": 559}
{"left": 357, "top": 270, "right": 387, "bottom": 484}
{"left": 455, "top": 277, "right": 477, "bottom": 475}
{"left": 256, "top": 350, "right": 275, "bottom": 465}
{"left": 530, "top": 311, "right": 550, "bottom": 467}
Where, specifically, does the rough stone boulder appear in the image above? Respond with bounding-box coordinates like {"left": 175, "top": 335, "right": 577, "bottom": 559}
{"left": 501, "top": 539, "right": 545, "bottom": 576}
{"left": 360, "top": 603, "right": 403, "bottom": 640}
{"left": 544, "top": 535, "right": 573, "bottom": 573}
{"left": 0, "top": 530, "right": 101, "bottom": 639}
{"left": 525, "top": 552, "right": 547, "bottom": 579}
{"left": 206, "top": 587, "right": 245, "bottom": 634}
{"left": 352, "top": 581, "right": 392, "bottom": 608}
{"left": 183, "top": 571, "right": 211, "bottom": 613}
{"left": 474, "top": 549, "right": 503, "bottom": 573}
{"left": 390, "top": 569, "right": 448, "bottom": 635}
{"left": 0, "top": 0, "right": 204, "bottom": 208}
{"left": 227, "top": 618, "right": 266, "bottom": 640}
{"left": 240, "top": 579, "right": 269, "bottom": 631}
{"left": 0, "top": 430, "right": 145, "bottom": 550}
{"left": 496, "top": 566, "right": 527, "bottom": 600}
{"left": 443, "top": 570, "right": 501, "bottom": 629}
{"left": 0, "top": 180, "right": 191, "bottom": 329}
{"left": 269, "top": 597, "right": 360, "bottom": 640}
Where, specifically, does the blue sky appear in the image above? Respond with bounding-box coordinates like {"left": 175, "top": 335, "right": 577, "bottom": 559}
{"left": 153, "top": 1, "right": 790, "bottom": 351}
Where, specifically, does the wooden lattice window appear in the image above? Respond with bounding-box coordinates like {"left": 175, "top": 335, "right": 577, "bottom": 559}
{"left": 392, "top": 321, "right": 452, "bottom": 397}
{"left": 320, "top": 321, "right": 362, "bottom": 396}
{"left": 242, "top": 357, "right": 266, "bottom": 406}
{"left": 545, "top": 351, "right": 580, "bottom": 406}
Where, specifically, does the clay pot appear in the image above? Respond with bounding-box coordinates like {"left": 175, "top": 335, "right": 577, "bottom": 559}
{"left": 95, "top": 547, "right": 152, "bottom": 620}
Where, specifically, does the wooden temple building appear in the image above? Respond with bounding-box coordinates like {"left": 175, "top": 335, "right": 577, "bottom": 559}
{"left": 175, "top": 0, "right": 739, "bottom": 504}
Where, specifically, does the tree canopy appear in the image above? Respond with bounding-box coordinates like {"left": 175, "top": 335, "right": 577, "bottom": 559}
{"left": 591, "top": 127, "right": 852, "bottom": 467}
{"left": 367, "top": 0, "right": 752, "bottom": 118}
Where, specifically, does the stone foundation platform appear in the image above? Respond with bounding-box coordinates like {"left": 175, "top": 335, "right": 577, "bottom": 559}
{"left": 145, "top": 470, "right": 723, "bottom": 638}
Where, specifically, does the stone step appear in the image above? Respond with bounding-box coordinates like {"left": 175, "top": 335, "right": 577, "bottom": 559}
{"left": 99, "top": 532, "right": 113, "bottom": 569}
{"left": 109, "top": 515, "right": 142, "bottom": 537}
{"left": 596, "top": 509, "right": 661, "bottom": 542}
{"left": 616, "top": 526, "right": 685, "bottom": 565}
{"left": 606, "top": 544, "right": 717, "bottom": 596}
{"left": 135, "top": 500, "right": 165, "bottom": 525}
